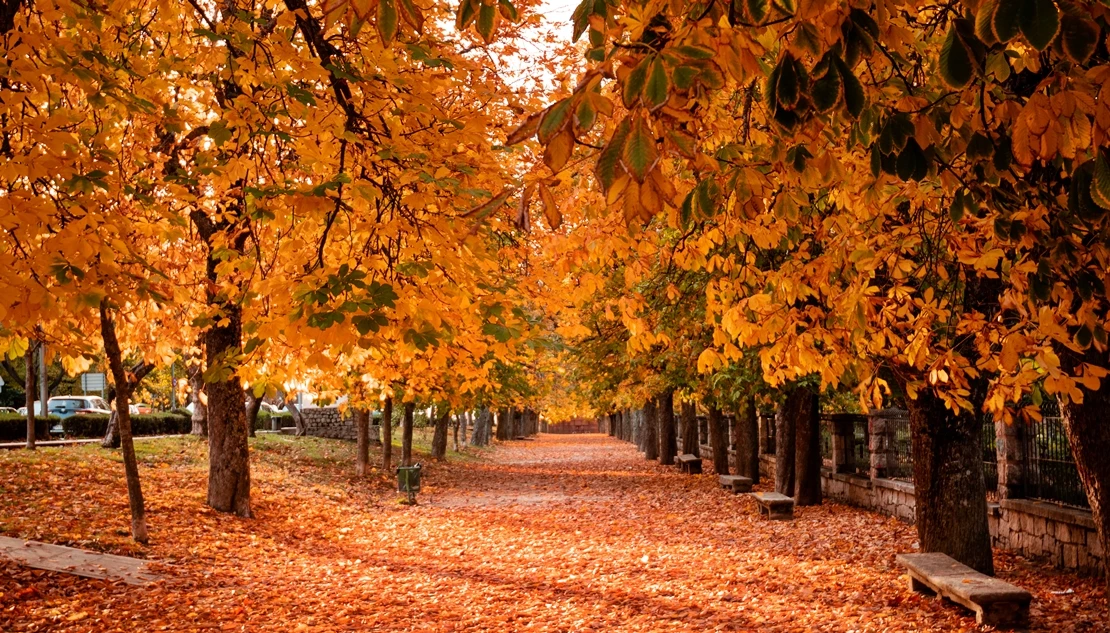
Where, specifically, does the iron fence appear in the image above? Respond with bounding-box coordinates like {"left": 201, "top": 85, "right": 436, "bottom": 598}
{"left": 887, "top": 414, "right": 914, "bottom": 480}
{"left": 1022, "top": 414, "right": 1087, "bottom": 508}
{"left": 982, "top": 419, "right": 999, "bottom": 502}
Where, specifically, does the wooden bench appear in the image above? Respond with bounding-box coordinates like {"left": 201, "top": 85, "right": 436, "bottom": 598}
{"left": 751, "top": 492, "right": 794, "bottom": 520}
{"left": 897, "top": 553, "right": 1031, "bottom": 627}
{"left": 718, "top": 475, "right": 752, "bottom": 493}
{"left": 675, "top": 453, "right": 702, "bottom": 474}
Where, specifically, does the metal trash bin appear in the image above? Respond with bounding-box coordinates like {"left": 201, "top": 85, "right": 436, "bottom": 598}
{"left": 397, "top": 463, "right": 422, "bottom": 504}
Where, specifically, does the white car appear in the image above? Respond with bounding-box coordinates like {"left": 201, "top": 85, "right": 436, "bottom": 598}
{"left": 45, "top": 396, "right": 112, "bottom": 434}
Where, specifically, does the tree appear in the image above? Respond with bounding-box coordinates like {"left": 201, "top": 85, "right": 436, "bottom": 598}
{"left": 382, "top": 396, "right": 394, "bottom": 472}
{"left": 706, "top": 403, "right": 728, "bottom": 475}
{"left": 432, "top": 406, "right": 450, "bottom": 461}
{"left": 402, "top": 402, "right": 415, "bottom": 467}
{"left": 657, "top": 390, "right": 676, "bottom": 466}
{"left": 642, "top": 396, "right": 658, "bottom": 461}
{"left": 354, "top": 408, "right": 372, "bottom": 476}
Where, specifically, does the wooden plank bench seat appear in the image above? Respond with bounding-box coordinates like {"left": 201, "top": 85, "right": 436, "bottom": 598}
{"left": 751, "top": 492, "right": 794, "bottom": 520}
{"left": 675, "top": 453, "right": 702, "bottom": 474}
{"left": 718, "top": 475, "right": 752, "bottom": 493}
{"left": 896, "top": 553, "right": 1031, "bottom": 628}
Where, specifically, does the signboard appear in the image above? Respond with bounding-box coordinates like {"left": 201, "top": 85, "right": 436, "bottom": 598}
{"left": 81, "top": 373, "right": 106, "bottom": 392}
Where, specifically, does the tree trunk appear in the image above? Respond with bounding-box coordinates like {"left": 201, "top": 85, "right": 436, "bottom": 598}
{"left": 102, "top": 362, "right": 155, "bottom": 449}
{"left": 680, "top": 400, "right": 698, "bottom": 455}
{"left": 471, "top": 408, "right": 491, "bottom": 446}
{"left": 644, "top": 397, "right": 659, "bottom": 460}
{"left": 658, "top": 390, "right": 676, "bottom": 465}
{"left": 734, "top": 397, "right": 760, "bottom": 484}
{"left": 382, "top": 396, "right": 393, "bottom": 472}
{"left": 99, "top": 301, "right": 149, "bottom": 544}
{"left": 355, "top": 408, "right": 370, "bottom": 476}
{"left": 775, "top": 398, "right": 797, "bottom": 495}
{"left": 188, "top": 356, "right": 207, "bottom": 437}
{"left": 1054, "top": 345, "right": 1110, "bottom": 593}
{"left": 204, "top": 302, "right": 251, "bottom": 518}
{"left": 245, "top": 393, "right": 262, "bottom": 439}
{"left": 708, "top": 404, "right": 728, "bottom": 475}
{"left": 458, "top": 412, "right": 467, "bottom": 448}
{"left": 906, "top": 387, "right": 994, "bottom": 575}
{"left": 285, "top": 398, "right": 306, "bottom": 436}
{"left": 401, "top": 401, "right": 414, "bottom": 467}
{"left": 432, "top": 406, "right": 449, "bottom": 461}
{"left": 794, "top": 387, "right": 822, "bottom": 506}
{"left": 24, "top": 344, "right": 35, "bottom": 450}
{"left": 495, "top": 407, "right": 509, "bottom": 440}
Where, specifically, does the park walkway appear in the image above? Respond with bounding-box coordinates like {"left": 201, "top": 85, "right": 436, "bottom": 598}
{"left": 1, "top": 433, "right": 1103, "bottom": 631}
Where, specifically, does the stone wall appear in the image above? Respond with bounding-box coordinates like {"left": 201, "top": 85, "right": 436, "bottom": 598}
{"left": 300, "top": 406, "right": 379, "bottom": 443}
{"left": 992, "top": 499, "right": 1102, "bottom": 574}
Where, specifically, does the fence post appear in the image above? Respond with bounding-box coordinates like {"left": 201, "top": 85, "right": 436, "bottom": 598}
{"left": 831, "top": 415, "right": 855, "bottom": 474}
{"left": 868, "top": 410, "right": 896, "bottom": 480}
{"left": 996, "top": 417, "right": 1023, "bottom": 499}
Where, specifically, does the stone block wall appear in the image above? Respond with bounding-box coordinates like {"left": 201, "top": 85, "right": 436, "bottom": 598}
{"left": 300, "top": 406, "right": 380, "bottom": 443}
{"left": 992, "top": 499, "right": 1102, "bottom": 574}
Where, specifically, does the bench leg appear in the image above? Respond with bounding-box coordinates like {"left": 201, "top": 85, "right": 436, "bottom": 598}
{"left": 976, "top": 601, "right": 1029, "bottom": 628}
{"left": 907, "top": 575, "right": 934, "bottom": 595}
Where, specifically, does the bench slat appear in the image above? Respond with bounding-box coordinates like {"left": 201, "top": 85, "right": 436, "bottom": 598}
{"left": 897, "top": 553, "right": 1030, "bottom": 628}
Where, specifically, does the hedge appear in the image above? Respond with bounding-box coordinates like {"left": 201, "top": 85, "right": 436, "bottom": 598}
{"left": 0, "top": 414, "right": 55, "bottom": 442}
{"left": 62, "top": 413, "right": 192, "bottom": 438}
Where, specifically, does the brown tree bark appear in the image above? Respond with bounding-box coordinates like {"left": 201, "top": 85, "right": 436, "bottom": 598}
{"left": 355, "top": 408, "right": 370, "bottom": 476}
{"left": 775, "top": 398, "right": 797, "bottom": 495}
{"left": 680, "top": 400, "right": 698, "bottom": 455}
{"left": 24, "top": 344, "right": 35, "bottom": 450}
{"left": 643, "top": 397, "right": 659, "bottom": 460}
{"left": 906, "top": 387, "right": 994, "bottom": 575}
{"left": 658, "top": 390, "right": 677, "bottom": 465}
{"left": 99, "top": 301, "right": 149, "bottom": 544}
{"left": 203, "top": 301, "right": 251, "bottom": 518}
{"left": 381, "top": 396, "right": 393, "bottom": 472}
{"left": 707, "top": 403, "right": 729, "bottom": 475}
{"left": 102, "top": 361, "right": 155, "bottom": 448}
{"left": 401, "top": 401, "right": 415, "bottom": 467}
{"left": 734, "top": 397, "right": 760, "bottom": 484}
{"left": 187, "top": 355, "right": 207, "bottom": 437}
{"left": 432, "top": 406, "right": 449, "bottom": 461}
{"left": 245, "top": 393, "right": 262, "bottom": 439}
{"left": 794, "top": 387, "right": 822, "bottom": 506}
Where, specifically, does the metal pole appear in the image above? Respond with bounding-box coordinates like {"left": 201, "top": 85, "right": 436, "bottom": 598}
{"left": 38, "top": 343, "right": 48, "bottom": 415}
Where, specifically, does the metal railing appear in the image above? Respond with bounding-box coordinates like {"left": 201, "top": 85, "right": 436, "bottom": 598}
{"left": 1022, "top": 414, "right": 1087, "bottom": 508}
{"left": 886, "top": 414, "right": 913, "bottom": 480}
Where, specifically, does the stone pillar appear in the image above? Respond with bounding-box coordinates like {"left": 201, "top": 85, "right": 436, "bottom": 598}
{"left": 758, "top": 410, "right": 775, "bottom": 455}
{"left": 868, "top": 410, "right": 897, "bottom": 480}
{"left": 996, "top": 418, "right": 1023, "bottom": 499}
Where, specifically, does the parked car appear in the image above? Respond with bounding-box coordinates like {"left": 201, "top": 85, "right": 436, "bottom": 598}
{"left": 46, "top": 396, "right": 112, "bottom": 434}
{"left": 131, "top": 403, "right": 153, "bottom": 415}
{"left": 0, "top": 407, "right": 17, "bottom": 414}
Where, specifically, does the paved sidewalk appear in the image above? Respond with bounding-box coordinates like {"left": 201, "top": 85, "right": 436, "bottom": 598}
{"left": 0, "top": 434, "right": 185, "bottom": 450}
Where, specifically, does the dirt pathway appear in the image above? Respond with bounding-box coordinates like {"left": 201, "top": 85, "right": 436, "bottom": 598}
{"left": 1, "top": 433, "right": 1104, "bottom": 632}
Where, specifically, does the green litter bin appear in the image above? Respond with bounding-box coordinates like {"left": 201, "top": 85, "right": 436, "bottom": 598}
{"left": 397, "top": 463, "right": 422, "bottom": 504}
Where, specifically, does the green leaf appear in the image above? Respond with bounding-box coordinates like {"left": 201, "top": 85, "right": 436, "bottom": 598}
{"left": 811, "top": 64, "right": 841, "bottom": 113}
{"left": 939, "top": 25, "right": 974, "bottom": 89}
{"left": 775, "top": 54, "right": 800, "bottom": 109}
{"left": 976, "top": 0, "right": 999, "bottom": 44}
{"left": 571, "top": 0, "right": 591, "bottom": 41}
{"left": 537, "top": 99, "right": 571, "bottom": 144}
{"left": 621, "top": 117, "right": 657, "bottom": 183}
{"left": 208, "top": 119, "right": 233, "bottom": 147}
{"left": 399, "top": 0, "right": 425, "bottom": 32}
{"left": 1019, "top": 0, "right": 1059, "bottom": 51}
{"left": 834, "top": 58, "right": 865, "bottom": 118}
{"left": 673, "top": 65, "right": 699, "bottom": 91}
{"left": 498, "top": 0, "right": 518, "bottom": 21}
{"left": 896, "top": 138, "right": 927, "bottom": 181}
{"left": 377, "top": 0, "right": 399, "bottom": 45}
{"left": 992, "top": 0, "right": 1022, "bottom": 42}
{"left": 353, "top": 313, "right": 389, "bottom": 335}
{"left": 575, "top": 98, "right": 597, "bottom": 133}
{"left": 286, "top": 83, "right": 316, "bottom": 106}
{"left": 1060, "top": 12, "right": 1099, "bottom": 64}
{"left": 595, "top": 119, "right": 630, "bottom": 192}
{"left": 477, "top": 2, "right": 496, "bottom": 43}
{"left": 622, "top": 57, "right": 650, "bottom": 109}
{"left": 456, "top": 0, "right": 479, "bottom": 30}
{"left": 482, "top": 323, "right": 514, "bottom": 342}
{"left": 746, "top": 0, "right": 768, "bottom": 23}
{"left": 643, "top": 57, "right": 669, "bottom": 110}
{"left": 1089, "top": 151, "right": 1110, "bottom": 211}
{"left": 676, "top": 45, "right": 716, "bottom": 59}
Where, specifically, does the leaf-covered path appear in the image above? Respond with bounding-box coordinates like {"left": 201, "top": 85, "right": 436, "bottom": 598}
{"left": 0, "top": 434, "right": 1104, "bottom": 631}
